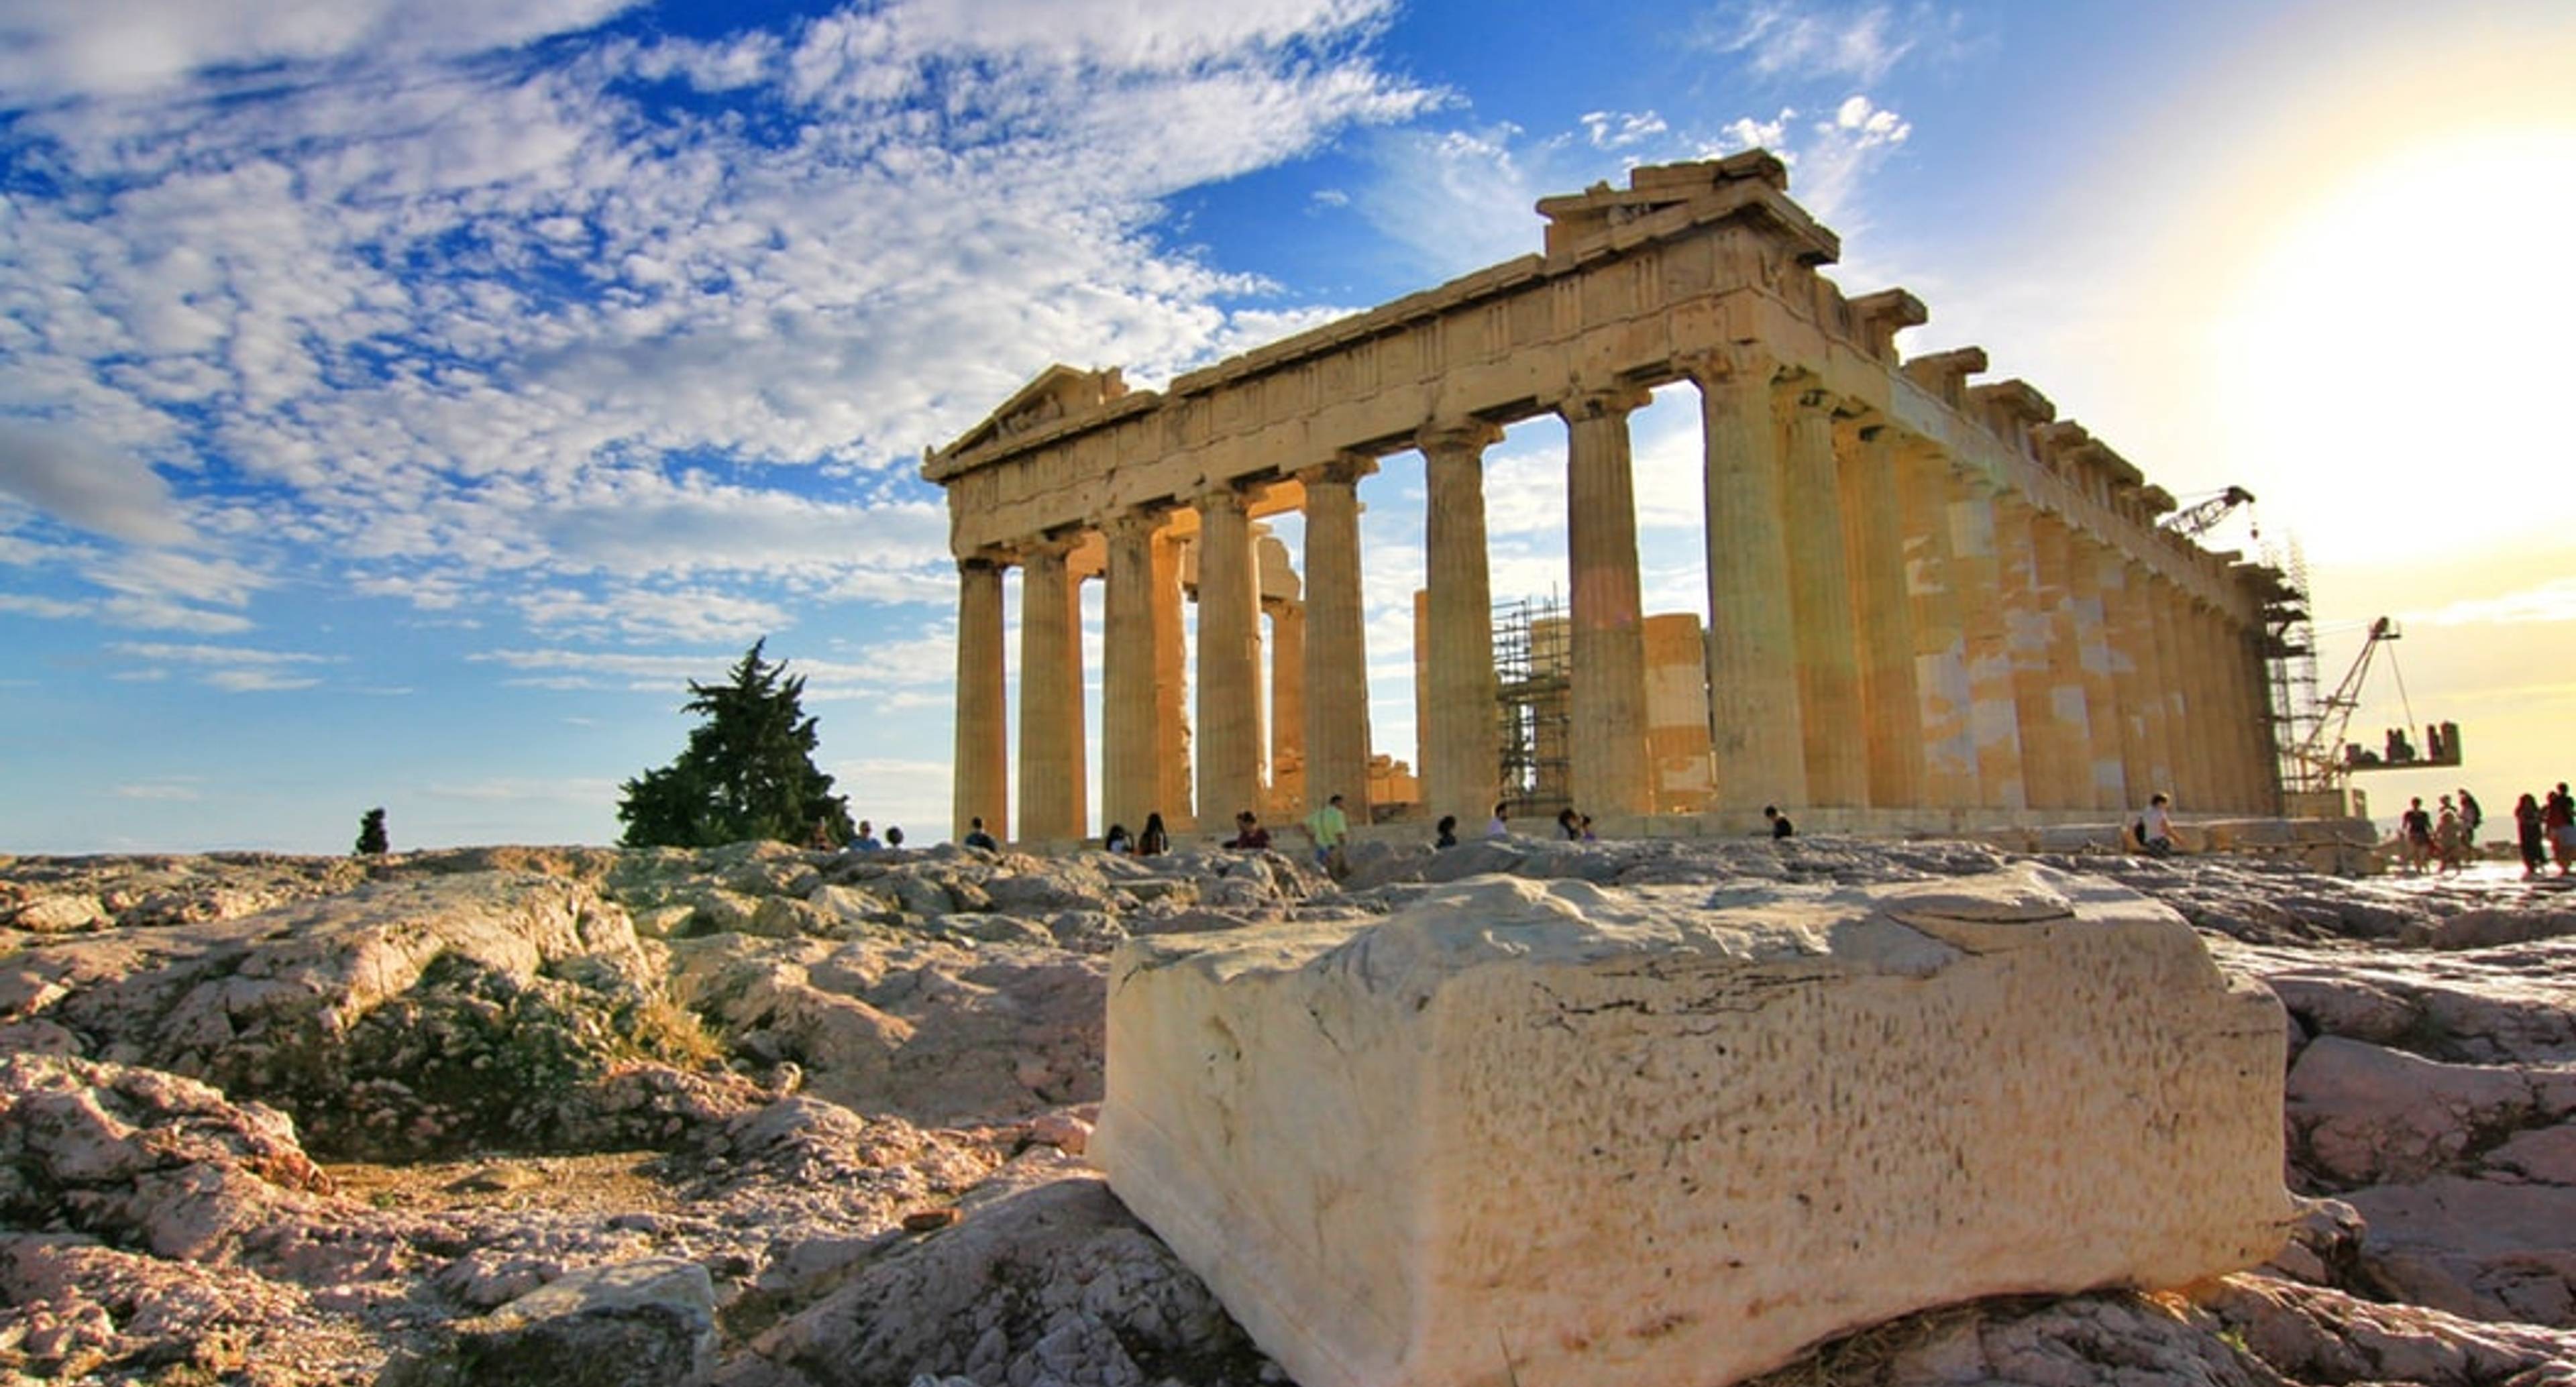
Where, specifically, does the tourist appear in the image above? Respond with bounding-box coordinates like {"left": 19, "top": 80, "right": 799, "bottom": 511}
{"left": 1305, "top": 793, "right": 1351, "bottom": 879}
{"left": 1485, "top": 801, "right": 1509, "bottom": 838}
{"left": 1103, "top": 822, "right": 1132, "bottom": 854}
{"left": 1578, "top": 814, "right": 1597, "bottom": 842}
{"left": 963, "top": 816, "right": 1000, "bottom": 852}
{"left": 884, "top": 825, "right": 905, "bottom": 850}
{"left": 807, "top": 819, "right": 838, "bottom": 851}
{"left": 2433, "top": 797, "right": 2465, "bottom": 875}
{"left": 2514, "top": 793, "right": 2546, "bottom": 877}
{"left": 1226, "top": 810, "right": 1271, "bottom": 852}
{"left": 1556, "top": 807, "right": 1581, "bottom": 840}
{"left": 2140, "top": 793, "right": 2174, "bottom": 858}
{"left": 851, "top": 820, "right": 884, "bottom": 852}
{"left": 1764, "top": 804, "right": 1796, "bottom": 840}
{"left": 1138, "top": 812, "right": 1170, "bottom": 856}
{"left": 2459, "top": 787, "right": 2484, "bottom": 841}
{"left": 1434, "top": 814, "right": 1458, "bottom": 848}
{"left": 2548, "top": 783, "right": 2576, "bottom": 876}
{"left": 2398, "top": 797, "right": 2432, "bottom": 874}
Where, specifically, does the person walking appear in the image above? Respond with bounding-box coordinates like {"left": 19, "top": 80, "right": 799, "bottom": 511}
{"left": 2398, "top": 797, "right": 2433, "bottom": 874}
{"left": 2434, "top": 796, "right": 2465, "bottom": 875}
{"left": 2459, "top": 787, "right": 2484, "bottom": 842}
{"left": 2547, "top": 783, "right": 2576, "bottom": 876}
{"left": 1305, "top": 793, "right": 1352, "bottom": 879}
{"left": 2514, "top": 793, "right": 2547, "bottom": 877}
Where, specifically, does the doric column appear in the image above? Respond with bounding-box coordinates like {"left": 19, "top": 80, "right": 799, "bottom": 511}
{"left": 1995, "top": 498, "right": 2070, "bottom": 808}
{"left": 2137, "top": 574, "right": 2182, "bottom": 799}
{"left": 1100, "top": 508, "right": 1161, "bottom": 837}
{"left": 1560, "top": 384, "right": 1656, "bottom": 817}
{"left": 951, "top": 555, "right": 1010, "bottom": 843}
{"left": 2067, "top": 534, "right": 2127, "bottom": 811}
{"left": 2123, "top": 563, "right": 2163, "bottom": 803}
{"left": 1152, "top": 527, "right": 1194, "bottom": 830}
{"left": 2207, "top": 608, "right": 2255, "bottom": 812}
{"left": 1266, "top": 596, "right": 1307, "bottom": 816}
{"left": 1896, "top": 449, "right": 1978, "bottom": 810}
{"left": 1300, "top": 455, "right": 1375, "bottom": 815}
{"left": 1195, "top": 484, "right": 1263, "bottom": 828}
{"left": 1778, "top": 384, "right": 1867, "bottom": 807}
{"left": 1065, "top": 565, "right": 1088, "bottom": 838}
{"left": 1419, "top": 421, "right": 1503, "bottom": 826}
{"left": 1949, "top": 478, "right": 2029, "bottom": 811}
{"left": 1689, "top": 349, "right": 1807, "bottom": 813}
{"left": 1837, "top": 419, "right": 1923, "bottom": 809}
{"left": 2151, "top": 588, "right": 2209, "bottom": 808}
{"left": 1016, "top": 535, "right": 1080, "bottom": 841}
{"left": 2031, "top": 512, "right": 2096, "bottom": 809}
{"left": 2097, "top": 554, "right": 2155, "bottom": 811}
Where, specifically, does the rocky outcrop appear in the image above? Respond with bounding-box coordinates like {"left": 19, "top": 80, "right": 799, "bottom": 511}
{"left": 5, "top": 840, "right": 2574, "bottom": 1386}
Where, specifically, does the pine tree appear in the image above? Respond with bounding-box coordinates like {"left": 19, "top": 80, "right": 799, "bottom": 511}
{"left": 355, "top": 808, "right": 389, "bottom": 856}
{"left": 616, "top": 640, "right": 855, "bottom": 848}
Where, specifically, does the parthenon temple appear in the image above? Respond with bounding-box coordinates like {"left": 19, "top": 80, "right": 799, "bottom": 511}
{"left": 924, "top": 152, "right": 2284, "bottom": 843}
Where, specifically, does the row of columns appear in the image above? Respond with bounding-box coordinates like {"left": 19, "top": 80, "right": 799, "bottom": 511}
{"left": 951, "top": 363, "right": 2277, "bottom": 842}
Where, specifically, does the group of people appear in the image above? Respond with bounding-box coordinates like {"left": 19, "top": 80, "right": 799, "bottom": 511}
{"left": 2394, "top": 789, "right": 2483, "bottom": 875}
{"left": 2514, "top": 783, "right": 2575, "bottom": 878}
{"left": 809, "top": 818, "right": 906, "bottom": 851}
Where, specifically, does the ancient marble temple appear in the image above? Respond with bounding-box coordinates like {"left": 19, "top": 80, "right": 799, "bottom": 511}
{"left": 924, "top": 153, "right": 2283, "bottom": 843}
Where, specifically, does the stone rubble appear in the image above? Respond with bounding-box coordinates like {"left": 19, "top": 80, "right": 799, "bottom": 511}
{"left": 0, "top": 837, "right": 2568, "bottom": 1386}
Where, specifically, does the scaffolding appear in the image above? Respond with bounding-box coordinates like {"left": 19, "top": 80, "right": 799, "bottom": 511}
{"left": 1493, "top": 594, "right": 1570, "bottom": 817}
{"left": 2261, "top": 537, "right": 2324, "bottom": 799}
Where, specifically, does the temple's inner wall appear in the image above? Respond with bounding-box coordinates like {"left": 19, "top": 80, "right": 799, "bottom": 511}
{"left": 924, "top": 151, "right": 2286, "bottom": 842}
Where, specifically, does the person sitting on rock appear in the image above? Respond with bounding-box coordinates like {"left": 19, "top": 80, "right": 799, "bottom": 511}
{"left": 1226, "top": 810, "right": 1271, "bottom": 852}
{"left": 2141, "top": 794, "right": 2174, "bottom": 858}
{"left": 1485, "top": 802, "right": 1509, "bottom": 838}
{"left": 1103, "top": 823, "right": 1132, "bottom": 854}
{"left": 962, "top": 816, "right": 1000, "bottom": 852}
{"left": 885, "top": 825, "right": 905, "bottom": 851}
{"left": 851, "top": 820, "right": 884, "bottom": 852}
{"left": 1435, "top": 814, "right": 1458, "bottom": 848}
{"left": 1138, "top": 812, "right": 1170, "bottom": 856}
{"left": 1556, "top": 807, "right": 1582, "bottom": 840}
{"left": 1764, "top": 804, "right": 1795, "bottom": 840}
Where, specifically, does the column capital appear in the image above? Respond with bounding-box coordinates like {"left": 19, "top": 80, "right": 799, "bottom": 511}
{"left": 959, "top": 547, "right": 1016, "bottom": 573}
{"left": 1414, "top": 418, "right": 1505, "bottom": 455}
{"left": 1019, "top": 529, "right": 1083, "bottom": 561}
{"left": 1554, "top": 382, "right": 1654, "bottom": 422}
{"left": 1674, "top": 343, "right": 1782, "bottom": 390}
{"left": 1097, "top": 502, "right": 1171, "bottom": 543}
{"left": 1294, "top": 452, "right": 1378, "bottom": 490}
{"left": 1193, "top": 479, "right": 1251, "bottom": 514}
{"left": 1772, "top": 372, "right": 1837, "bottom": 415}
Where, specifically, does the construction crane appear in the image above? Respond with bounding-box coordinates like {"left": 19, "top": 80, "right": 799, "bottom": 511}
{"left": 2160, "top": 485, "right": 2257, "bottom": 540}
{"left": 2281, "top": 616, "right": 2463, "bottom": 816}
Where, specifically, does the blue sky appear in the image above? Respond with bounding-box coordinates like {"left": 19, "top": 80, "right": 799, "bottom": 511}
{"left": 4, "top": 0, "right": 2571, "bottom": 851}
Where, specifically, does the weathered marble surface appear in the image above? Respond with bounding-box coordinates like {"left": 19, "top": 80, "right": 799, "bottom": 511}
{"left": 1095, "top": 864, "right": 2294, "bottom": 1387}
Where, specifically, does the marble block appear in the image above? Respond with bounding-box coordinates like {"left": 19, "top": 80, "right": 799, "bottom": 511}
{"left": 1092, "top": 865, "right": 2290, "bottom": 1387}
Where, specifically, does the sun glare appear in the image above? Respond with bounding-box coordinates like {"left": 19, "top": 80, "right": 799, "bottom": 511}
{"left": 2206, "top": 129, "right": 2576, "bottom": 566}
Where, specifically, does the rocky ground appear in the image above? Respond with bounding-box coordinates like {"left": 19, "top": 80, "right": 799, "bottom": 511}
{"left": 1, "top": 833, "right": 2570, "bottom": 1386}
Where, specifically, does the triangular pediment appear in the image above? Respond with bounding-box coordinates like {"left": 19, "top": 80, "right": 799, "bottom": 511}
{"left": 941, "top": 364, "right": 1128, "bottom": 459}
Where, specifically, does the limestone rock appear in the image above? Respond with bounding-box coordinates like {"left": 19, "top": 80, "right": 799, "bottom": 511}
{"left": 1095, "top": 865, "right": 2292, "bottom": 1387}
{"left": 386, "top": 1257, "right": 720, "bottom": 1387}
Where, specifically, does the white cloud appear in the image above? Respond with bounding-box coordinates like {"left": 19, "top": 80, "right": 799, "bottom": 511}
{"left": 1705, "top": 1, "right": 1928, "bottom": 87}
{"left": 106, "top": 641, "right": 331, "bottom": 666}
{"left": 0, "top": 0, "right": 1433, "bottom": 649}
{"left": 205, "top": 669, "right": 322, "bottom": 692}
{"left": 2410, "top": 577, "right": 2576, "bottom": 628}
{"left": 113, "top": 780, "right": 201, "bottom": 800}
{"left": 1580, "top": 109, "right": 1669, "bottom": 150}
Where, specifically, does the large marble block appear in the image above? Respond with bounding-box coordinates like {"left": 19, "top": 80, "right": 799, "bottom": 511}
{"left": 1092, "top": 865, "right": 2290, "bottom": 1387}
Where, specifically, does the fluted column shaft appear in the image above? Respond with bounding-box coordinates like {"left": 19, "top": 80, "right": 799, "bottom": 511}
{"left": 1300, "top": 457, "right": 1375, "bottom": 816}
{"left": 1421, "top": 421, "right": 1503, "bottom": 825}
{"left": 1775, "top": 386, "right": 1866, "bottom": 807}
{"left": 1065, "top": 567, "right": 1087, "bottom": 838}
{"left": 1949, "top": 480, "right": 2029, "bottom": 811}
{"left": 2151, "top": 589, "right": 2208, "bottom": 807}
{"left": 1896, "top": 450, "right": 1978, "bottom": 809}
{"left": 1100, "top": 510, "right": 1160, "bottom": 836}
{"left": 1017, "top": 539, "right": 1079, "bottom": 840}
{"left": 1152, "top": 529, "right": 1193, "bottom": 830}
{"left": 1997, "top": 500, "right": 2074, "bottom": 808}
{"left": 2137, "top": 576, "right": 2182, "bottom": 799}
{"left": 1562, "top": 386, "right": 1655, "bottom": 816}
{"left": 2097, "top": 555, "right": 2155, "bottom": 810}
{"left": 1693, "top": 351, "right": 1807, "bottom": 813}
{"left": 1837, "top": 421, "right": 1923, "bottom": 808}
{"left": 2066, "top": 535, "right": 2126, "bottom": 811}
{"left": 2031, "top": 513, "right": 2096, "bottom": 809}
{"left": 952, "top": 557, "right": 1010, "bottom": 842}
{"left": 1195, "top": 486, "right": 1263, "bottom": 826}
{"left": 1267, "top": 597, "right": 1307, "bottom": 815}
